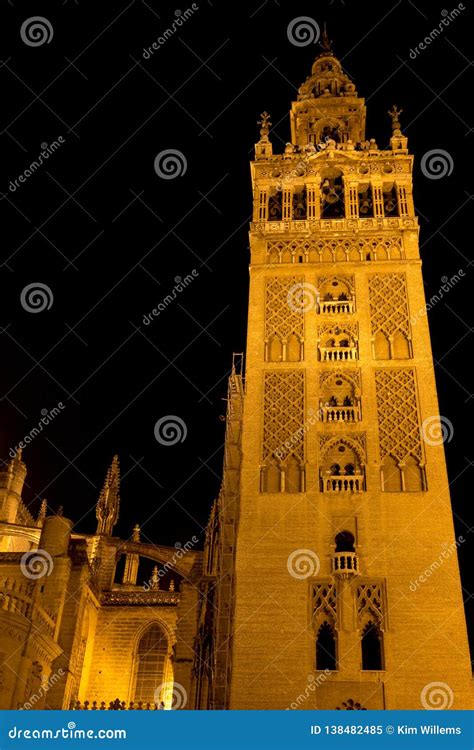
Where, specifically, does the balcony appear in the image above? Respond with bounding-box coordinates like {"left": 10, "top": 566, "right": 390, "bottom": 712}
{"left": 320, "top": 405, "right": 359, "bottom": 423}
{"left": 322, "top": 474, "right": 365, "bottom": 493}
{"left": 320, "top": 300, "right": 354, "bottom": 315}
{"left": 319, "top": 346, "right": 358, "bottom": 362}
{"left": 71, "top": 700, "right": 162, "bottom": 710}
{"left": 332, "top": 551, "right": 359, "bottom": 578}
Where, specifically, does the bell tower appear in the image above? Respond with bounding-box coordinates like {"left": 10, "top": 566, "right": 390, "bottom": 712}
{"left": 228, "top": 36, "right": 473, "bottom": 710}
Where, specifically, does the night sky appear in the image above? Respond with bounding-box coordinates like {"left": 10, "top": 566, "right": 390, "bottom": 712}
{"left": 1, "top": 1, "right": 472, "bottom": 650}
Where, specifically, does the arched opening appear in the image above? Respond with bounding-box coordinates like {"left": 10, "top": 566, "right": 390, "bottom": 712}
{"left": 316, "top": 621, "right": 337, "bottom": 671}
{"left": 268, "top": 335, "right": 283, "bottom": 362}
{"left": 292, "top": 187, "right": 307, "bottom": 219}
{"left": 404, "top": 455, "right": 423, "bottom": 491}
{"left": 383, "top": 184, "right": 398, "bottom": 216}
{"left": 263, "top": 462, "right": 281, "bottom": 493}
{"left": 285, "top": 457, "right": 301, "bottom": 493}
{"left": 321, "top": 169, "right": 344, "bottom": 218}
{"left": 374, "top": 331, "right": 390, "bottom": 359}
{"left": 335, "top": 531, "right": 355, "bottom": 553}
{"left": 361, "top": 622, "right": 383, "bottom": 671}
{"left": 321, "top": 441, "right": 364, "bottom": 492}
{"left": 392, "top": 331, "right": 410, "bottom": 359}
{"left": 287, "top": 333, "right": 302, "bottom": 362}
{"left": 381, "top": 455, "right": 402, "bottom": 492}
{"left": 358, "top": 184, "right": 373, "bottom": 217}
{"left": 268, "top": 189, "right": 283, "bottom": 220}
{"left": 133, "top": 623, "right": 169, "bottom": 704}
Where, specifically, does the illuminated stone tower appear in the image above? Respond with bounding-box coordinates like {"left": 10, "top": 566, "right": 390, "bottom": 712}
{"left": 228, "top": 36, "right": 473, "bottom": 709}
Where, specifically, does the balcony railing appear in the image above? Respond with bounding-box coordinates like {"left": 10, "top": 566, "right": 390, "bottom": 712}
{"left": 322, "top": 474, "right": 365, "bottom": 493}
{"left": 71, "top": 700, "right": 162, "bottom": 711}
{"left": 332, "top": 551, "right": 359, "bottom": 577}
{"left": 320, "top": 300, "right": 354, "bottom": 314}
{"left": 319, "top": 346, "right": 358, "bottom": 362}
{"left": 320, "top": 405, "right": 359, "bottom": 423}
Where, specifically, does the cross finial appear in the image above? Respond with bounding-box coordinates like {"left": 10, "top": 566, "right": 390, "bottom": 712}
{"left": 388, "top": 105, "right": 403, "bottom": 133}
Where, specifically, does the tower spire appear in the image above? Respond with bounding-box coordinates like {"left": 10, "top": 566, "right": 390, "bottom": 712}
{"left": 96, "top": 455, "right": 120, "bottom": 536}
{"left": 319, "top": 22, "right": 333, "bottom": 54}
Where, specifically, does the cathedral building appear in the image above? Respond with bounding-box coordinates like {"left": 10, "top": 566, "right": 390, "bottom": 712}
{"left": 0, "top": 35, "right": 472, "bottom": 711}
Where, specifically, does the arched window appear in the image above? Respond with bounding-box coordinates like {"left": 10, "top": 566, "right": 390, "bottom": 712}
{"left": 381, "top": 456, "right": 402, "bottom": 492}
{"left": 316, "top": 621, "right": 337, "bottom": 671}
{"left": 133, "top": 623, "right": 168, "bottom": 703}
{"left": 335, "top": 531, "right": 355, "bottom": 553}
{"left": 361, "top": 622, "right": 383, "bottom": 671}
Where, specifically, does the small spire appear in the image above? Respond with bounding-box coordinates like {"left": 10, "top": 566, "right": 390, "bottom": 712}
{"left": 388, "top": 105, "right": 403, "bottom": 134}
{"left": 132, "top": 523, "right": 141, "bottom": 542}
{"left": 150, "top": 565, "right": 160, "bottom": 590}
{"left": 57, "top": 505, "right": 64, "bottom": 517}
{"left": 169, "top": 579, "right": 175, "bottom": 592}
{"left": 96, "top": 455, "right": 120, "bottom": 536}
{"left": 319, "top": 23, "right": 333, "bottom": 54}
{"left": 37, "top": 498, "right": 47, "bottom": 527}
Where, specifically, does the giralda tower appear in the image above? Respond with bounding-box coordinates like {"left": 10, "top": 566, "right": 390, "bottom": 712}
{"left": 225, "top": 35, "right": 473, "bottom": 710}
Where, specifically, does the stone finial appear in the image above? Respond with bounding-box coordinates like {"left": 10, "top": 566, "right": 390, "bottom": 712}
{"left": 257, "top": 111, "right": 272, "bottom": 141}
{"left": 96, "top": 455, "right": 120, "bottom": 536}
{"left": 150, "top": 565, "right": 160, "bottom": 590}
{"left": 57, "top": 505, "right": 64, "bottom": 517}
{"left": 319, "top": 23, "right": 333, "bottom": 54}
{"left": 388, "top": 105, "right": 403, "bottom": 134}
{"left": 37, "top": 498, "right": 47, "bottom": 526}
{"left": 169, "top": 579, "right": 175, "bottom": 592}
{"left": 132, "top": 523, "right": 140, "bottom": 542}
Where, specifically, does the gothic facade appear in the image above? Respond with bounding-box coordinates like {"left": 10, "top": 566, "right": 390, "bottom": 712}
{"left": 1, "top": 36, "right": 472, "bottom": 711}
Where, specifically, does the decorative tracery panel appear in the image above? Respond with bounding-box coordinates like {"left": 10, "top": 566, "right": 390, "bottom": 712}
{"left": 374, "top": 368, "right": 423, "bottom": 463}
{"left": 356, "top": 582, "right": 386, "bottom": 630}
{"left": 312, "top": 583, "right": 338, "bottom": 626}
{"left": 368, "top": 273, "right": 412, "bottom": 359}
{"left": 266, "top": 236, "right": 404, "bottom": 264}
{"left": 265, "top": 276, "right": 304, "bottom": 361}
{"left": 262, "top": 371, "right": 305, "bottom": 462}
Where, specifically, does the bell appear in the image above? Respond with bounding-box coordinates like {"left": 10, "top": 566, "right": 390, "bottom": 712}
{"left": 325, "top": 189, "right": 339, "bottom": 204}
{"left": 359, "top": 199, "right": 371, "bottom": 214}
{"left": 384, "top": 199, "right": 396, "bottom": 213}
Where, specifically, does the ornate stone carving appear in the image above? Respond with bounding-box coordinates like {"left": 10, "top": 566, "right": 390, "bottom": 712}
{"left": 356, "top": 582, "right": 385, "bottom": 630}
{"left": 312, "top": 583, "right": 338, "bottom": 626}
{"left": 368, "top": 273, "right": 411, "bottom": 339}
{"left": 265, "top": 276, "right": 304, "bottom": 340}
{"left": 374, "top": 368, "right": 423, "bottom": 462}
{"left": 262, "top": 371, "right": 305, "bottom": 461}
{"left": 266, "top": 235, "right": 404, "bottom": 263}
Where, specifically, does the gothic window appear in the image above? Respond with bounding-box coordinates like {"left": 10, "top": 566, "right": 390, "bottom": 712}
{"left": 321, "top": 169, "right": 344, "bottom": 218}
{"left": 320, "top": 436, "right": 366, "bottom": 493}
{"left": 133, "top": 623, "right": 168, "bottom": 704}
{"left": 361, "top": 621, "right": 384, "bottom": 671}
{"left": 318, "top": 276, "right": 355, "bottom": 314}
{"left": 268, "top": 189, "right": 283, "bottom": 220}
{"left": 368, "top": 274, "right": 412, "bottom": 359}
{"left": 358, "top": 184, "right": 373, "bottom": 217}
{"left": 316, "top": 621, "right": 337, "bottom": 671}
{"left": 319, "top": 371, "right": 361, "bottom": 423}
